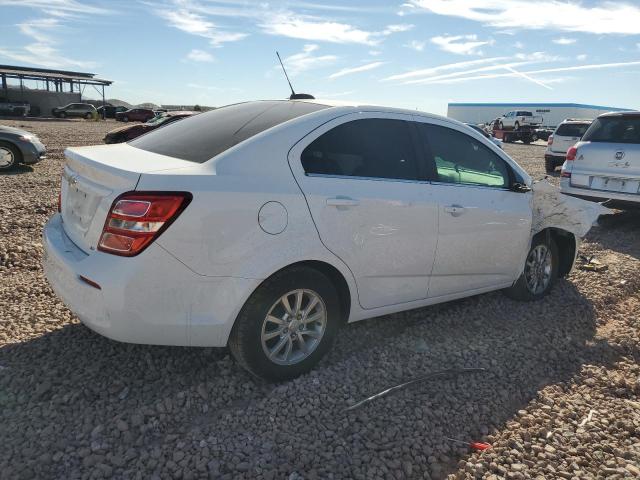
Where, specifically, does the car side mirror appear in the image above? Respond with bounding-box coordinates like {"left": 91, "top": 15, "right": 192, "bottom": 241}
{"left": 510, "top": 182, "right": 531, "bottom": 193}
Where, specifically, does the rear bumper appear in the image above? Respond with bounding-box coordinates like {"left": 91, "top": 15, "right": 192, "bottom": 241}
{"left": 560, "top": 179, "right": 640, "bottom": 205}
{"left": 43, "top": 214, "right": 259, "bottom": 347}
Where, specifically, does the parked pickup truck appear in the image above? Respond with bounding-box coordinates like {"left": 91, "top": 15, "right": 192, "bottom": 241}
{"left": 498, "top": 111, "right": 543, "bottom": 131}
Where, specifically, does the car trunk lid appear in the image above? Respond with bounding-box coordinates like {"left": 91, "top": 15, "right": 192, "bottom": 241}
{"left": 570, "top": 142, "right": 640, "bottom": 194}
{"left": 61, "top": 143, "right": 197, "bottom": 253}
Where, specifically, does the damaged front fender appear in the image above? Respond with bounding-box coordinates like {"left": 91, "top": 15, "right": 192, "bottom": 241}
{"left": 530, "top": 180, "right": 612, "bottom": 238}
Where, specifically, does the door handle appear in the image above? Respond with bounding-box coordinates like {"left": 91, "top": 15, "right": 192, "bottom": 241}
{"left": 326, "top": 196, "right": 360, "bottom": 207}
{"left": 444, "top": 204, "right": 465, "bottom": 216}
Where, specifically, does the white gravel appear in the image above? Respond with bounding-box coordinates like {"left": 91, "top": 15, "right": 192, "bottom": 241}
{"left": 0, "top": 119, "right": 639, "bottom": 480}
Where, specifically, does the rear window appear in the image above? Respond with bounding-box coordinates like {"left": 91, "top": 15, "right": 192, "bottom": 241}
{"left": 555, "top": 123, "right": 590, "bottom": 137}
{"left": 129, "top": 101, "right": 329, "bottom": 163}
{"left": 517, "top": 111, "right": 532, "bottom": 116}
{"left": 582, "top": 116, "right": 640, "bottom": 144}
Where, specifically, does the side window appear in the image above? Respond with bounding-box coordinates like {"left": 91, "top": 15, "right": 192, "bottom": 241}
{"left": 418, "top": 124, "right": 510, "bottom": 188}
{"left": 301, "top": 119, "right": 419, "bottom": 181}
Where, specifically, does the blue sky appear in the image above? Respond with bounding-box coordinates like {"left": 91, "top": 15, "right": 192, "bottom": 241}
{"left": 1, "top": 0, "right": 639, "bottom": 114}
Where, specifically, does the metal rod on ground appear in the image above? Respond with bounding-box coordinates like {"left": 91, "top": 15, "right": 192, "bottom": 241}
{"left": 345, "top": 367, "right": 487, "bottom": 412}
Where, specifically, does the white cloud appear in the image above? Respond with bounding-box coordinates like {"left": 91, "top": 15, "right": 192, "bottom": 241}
{"left": 382, "top": 24, "right": 414, "bottom": 35}
{"left": 514, "top": 41, "right": 524, "bottom": 49}
{"left": 282, "top": 44, "right": 338, "bottom": 76}
{"left": 553, "top": 37, "right": 577, "bottom": 45}
{"left": 405, "top": 0, "right": 640, "bottom": 35}
{"left": 431, "top": 34, "right": 492, "bottom": 55}
{"left": 261, "top": 13, "right": 377, "bottom": 45}
{"left": 156, "top": 7, "right": 247, "bottom": 46}
{"left": 369, "top": 50, "right": 382, "bottom": 56}
{"left": 0, "top": 0, "right": 110, "bottom": 15}
{"left": 329, "top": 61, "right": 385, "bottom": 79}
{"left": 409, "top": 60, "right": 640, "bottom": 85}
{"left": 186, "top": 49, "right": 214, "bottom": 62}
{"left": 577, "top": 54, "right": 588, "bottom": 61}
{"left": 405, "top": 40, "right": 426, "bottom": 51}
{"left": 0, "top": 16, "right": 96, "bottom": 69}
{"left": 382, "top": 56, "right": 510, "bottom": 81}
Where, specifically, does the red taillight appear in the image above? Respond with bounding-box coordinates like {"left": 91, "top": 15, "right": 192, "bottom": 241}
{"left": 98, "top": 192, "right": 191, "bottom": 256}
{"left": 566, "top": 146, "right": 578, "bottom": 161}
{"left": 547, "top": 135, "right": 553, "bottom": 146}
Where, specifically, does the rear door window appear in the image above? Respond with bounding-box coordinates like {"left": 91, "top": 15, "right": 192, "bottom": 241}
{"left": 555, "top": 123, "right": 590, "bottom": 137}
{"left": 130, "top": 101, "right": 329, "bottom": 163}
{"left": 301, "top": 119, "right": 420, "bottom": 181}
{"left": 417, "top": 123, "right": 510, "bottom": 188}
{"left": 582, "top": 116, "right": 640, "bottom": 144}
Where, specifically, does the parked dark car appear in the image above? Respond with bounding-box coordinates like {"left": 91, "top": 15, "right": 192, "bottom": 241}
{"left": 115, "top": 108, "right": 155, "bottom": 123}
{"left": 52, "top": 103, "right": 97, "bottom": 119}
{"left": 104, "top": 111, "right": 197, "bottom": 144}
{"left": 97, "top": 105, "right": 128, "bottom": 119}
{"left": 0, "top": 125, "right": 46, "bottom": 171}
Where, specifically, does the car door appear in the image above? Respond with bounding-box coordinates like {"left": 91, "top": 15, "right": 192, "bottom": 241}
{"left": 413, "top": 118, "right": 532, "bottom": 298}
{"left": 288, "top": 113, "right": 439, "bottom": 310}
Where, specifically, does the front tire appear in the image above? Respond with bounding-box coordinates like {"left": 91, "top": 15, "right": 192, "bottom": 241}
{"left": 229, "top": 267, "right": 341, "bottom": 381}
{"left": 123, "top": 116, "right": 129, "bottom": 122}
{"left": 0, "top": 141, "right": 21, "bottom": 171}
{"left": 504, "top": 234, "right": 559, "bottom": 301}
{"left": 514, "top": 121, "right": 520, "bottom": 130}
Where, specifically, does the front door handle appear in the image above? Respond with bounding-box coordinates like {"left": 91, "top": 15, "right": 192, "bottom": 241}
{"left": 326, "top": 196, "right": 360, "bottom": 207}
{"left": 444, "top": 204, "right": 465, "bottom": 216}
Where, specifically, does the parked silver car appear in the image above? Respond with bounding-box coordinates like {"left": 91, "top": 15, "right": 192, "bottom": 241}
{"left": 560, "top": 111, "right": 640, "bottom": 208}
{"left": 0, "top": 125, "right": 46, "bottom": 170}
{"left": 52, "top": 103, "right": 97, "bottom": 119}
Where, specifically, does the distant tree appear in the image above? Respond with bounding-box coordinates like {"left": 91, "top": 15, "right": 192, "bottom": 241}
{"left": 193, "top": 104, "right": 202, "bottom": 111}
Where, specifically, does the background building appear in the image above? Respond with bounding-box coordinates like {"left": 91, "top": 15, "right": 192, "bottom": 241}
{"left": 0, "top": 64, "right": 111, "bottom": 116}
{"left": 447, "top": 102, "right": 631, "bottom": 128}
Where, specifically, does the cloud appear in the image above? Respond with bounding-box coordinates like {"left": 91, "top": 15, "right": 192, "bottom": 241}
{"left": 514, "top": 41, "right": 524, "bottom": 49}
{"left": 0, "top": 0, "right": 110, "bottom": 15}
{"left": 553, "top": 37, "right": 577, "bottom": 45}
{"left": 329, "top": 61, "right": 385, "bottom": 79}
{"left": 156, "top": 7, "right": 248, "bottom": 45}
{"left": 0, "top": 16, "right": 96, "bottom": 69}
{"left": 186, "top": 49, "right": 214, "bottom": 62}
{"left": 261, "top": 13, "right": 378, "bottom": 45}
{"left": 408, "top": 60, "right": 640, "bottom": 85}
{"left": 405, "top": 40, "right": 426, "bottom": 51}
{"left": 382, "top": 24, "right": 414, "bottom": 35}
{"left": 404, "top": 0, "right": 640, "bottom": 35}
{"left": 281, "top": 44, "right": 338, "bottom": 76}
{"left": 577, "top": 53, "right": 588, "bottom": 61}
{"left": 431, "top": 34, "right": 492, "bottom": 55}
{"left": 382, "top": 57, "right": 510, "bottom": 82}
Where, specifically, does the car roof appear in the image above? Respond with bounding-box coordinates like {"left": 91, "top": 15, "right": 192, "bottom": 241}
{"left": 597, "top": 110, "right": 640, "bottom": 118}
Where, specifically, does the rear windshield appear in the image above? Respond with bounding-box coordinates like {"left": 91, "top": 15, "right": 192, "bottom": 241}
{"left": 517, "top": 111, "right": 532, "bottom": 116}
{"left": 582, "top": 116, "right": 640, "bottom": 144}
{"left": 129, "top": 101, "right": 329, "bottom": 162}
{"left": 555, "top": 123, "right": 590, "bottom": 137}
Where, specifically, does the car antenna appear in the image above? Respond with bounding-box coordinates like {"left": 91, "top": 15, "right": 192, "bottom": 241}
{"left": 276, "top": 51, "right": 315, "bottom": 100}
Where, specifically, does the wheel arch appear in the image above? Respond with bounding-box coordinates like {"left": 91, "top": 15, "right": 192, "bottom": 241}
{"left": 536, "top": 227, "right": 577, "bottom": 278}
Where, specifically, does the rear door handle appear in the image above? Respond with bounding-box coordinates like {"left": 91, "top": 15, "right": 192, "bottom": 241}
{"left": 444, "top": 204, "right": 465, "bottom": 216}
{"left": 326, "top": 196, "right": 360, "bottom": 207}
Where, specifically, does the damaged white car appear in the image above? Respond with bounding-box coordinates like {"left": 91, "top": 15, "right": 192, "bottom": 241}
{"left": 43, "top": 100, "right": 606, "bottom": 381}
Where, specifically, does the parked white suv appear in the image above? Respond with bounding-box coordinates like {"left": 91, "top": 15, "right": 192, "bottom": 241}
{"left": 44, "top": 100, "right": 582, "bottom": 380}
{"left": 545, "top": 119, "right": 592, "bottom": 173}
{"left": 561, "top": 112, "right": 640, "bottom": 208}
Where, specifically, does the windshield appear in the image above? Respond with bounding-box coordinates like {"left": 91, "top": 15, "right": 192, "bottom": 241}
{"left": 555, "top": 123, "right": 590, "bottom": 137}
{"left": 129, "top": 101, "right": 329, "bottom": 163}
{"left": 582, "top": 116, "right": 640, "bottom": 144}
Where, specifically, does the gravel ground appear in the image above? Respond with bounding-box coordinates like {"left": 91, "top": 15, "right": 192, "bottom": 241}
{"left": 1, "top": 119, "right": 639, "bottom": 480}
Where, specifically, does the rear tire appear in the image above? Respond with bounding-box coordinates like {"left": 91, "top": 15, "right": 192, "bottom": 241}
{"left": 123, "top": 116, "right": 129, "bottom": 122}
{"left": 504, "top": 234, "right": 559, "bottom": 301}
{"left": 0, "top": 141, "right": 21, "bottom": 171}
{"left": 545, "top": 158, "right": 556, "bottom": 173}
{"left": 514, "top": 121, "right": 520, "bottom": 130}
{"left": 229, "top": 267, "right": 341, "bottom": 381}
{"left": 59, "top": 112, "right": 66, "bottom": 118}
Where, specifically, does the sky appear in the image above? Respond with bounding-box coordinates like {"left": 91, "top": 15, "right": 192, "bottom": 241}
{"left": 1, "top": 0, "right": 640, "bottom": 114}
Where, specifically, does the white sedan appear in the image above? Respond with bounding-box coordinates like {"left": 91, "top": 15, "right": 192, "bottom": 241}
{"left": 44, "top": 99, "right": 584, "bottom": 380}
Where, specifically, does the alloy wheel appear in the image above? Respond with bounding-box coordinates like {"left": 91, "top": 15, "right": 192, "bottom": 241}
{"left": 524, "top": 244, "right": 552, "bottom": 295}
{"left": 0, "top": 146, "right": 14, "bottom": 168}
{"left": 260, "top": 289, "right": 327, "bottom": 365}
